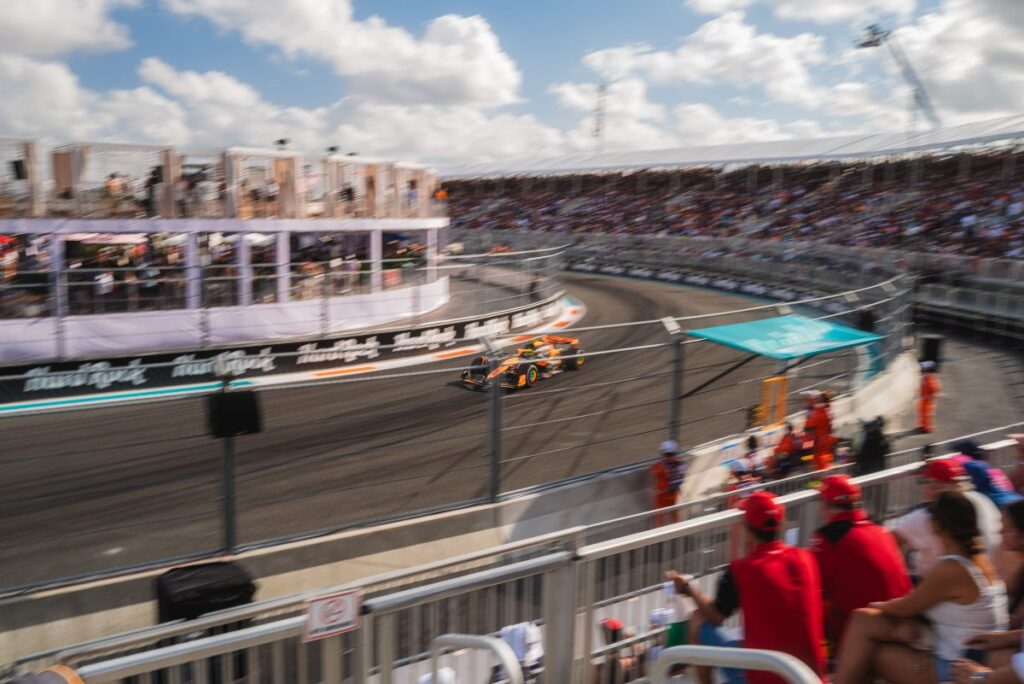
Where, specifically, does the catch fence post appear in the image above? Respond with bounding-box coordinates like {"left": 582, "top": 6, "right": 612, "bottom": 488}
{"left": 663, "top": 317, "right": 686, "bottom": 443}
{"left": 222, "top": 430, "right": 238, "bottom": 553}
{"left": 482, "top": 336, "right": 502, "bottom": 503}
{"left": 213, "top": 379, "right": 239, "bottom": 554}
{"left": 320, "top": 271, "right": 330, "bottom": 337}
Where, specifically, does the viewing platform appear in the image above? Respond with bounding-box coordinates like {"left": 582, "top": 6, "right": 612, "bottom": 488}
{"left": 0, "top": 139, "right": 464, "bottom": 363}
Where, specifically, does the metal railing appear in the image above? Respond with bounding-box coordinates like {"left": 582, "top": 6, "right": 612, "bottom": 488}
{"left": 20, "top": 428, "right": 1021, "bottom": 680}
{"left": 10, "top": 464, "right": 861, "bottom": 675}
{"left": 431, "top": 635, "right": 524, "bottom": 684}
{"left": 68, "top": 553, "right": 571, "bottom": 684}
{"left": 646, "top": 646, "right": 820, "bottom": 684}
{"left": 36, "top": 434, "right": 1020, "bottom": 684}
{"left": 0, "top": 248, "right": 564, "bottom": 320}
{"left": 916, "top": 283, "right": 1024, "bottom": 342}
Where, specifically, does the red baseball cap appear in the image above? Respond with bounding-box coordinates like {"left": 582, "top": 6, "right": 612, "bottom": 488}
{"left": 920, "top": 458, "right": 967, "bottom": 484}
{"left": 740, "top": 491, "right": 784, "bottom": 531}
{"left": 818, "top": 475, "right": 861, "bottom": 505}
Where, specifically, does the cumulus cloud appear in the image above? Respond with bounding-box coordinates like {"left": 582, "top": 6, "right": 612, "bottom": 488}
{"left": 684, "top": 0, "right": 756, "bottom": 15}
{"left": 674, "top": 103, "right": 825, "bottom": 145}
{"left": 773, "top": 0, "right": 916, "bottom": 24}
{"left": 583, "top": 12, "right": 827, "bottom": 108}
{"left": 891, "top": 0, "right": 1024, "bottom": 122}
{"left": 0, "top": 55, "right": 560, "bottom": 165}
{"left": 550, "top": 78, "right": 678, "bottom": 152}
{"left": 685, "top": 0, "right": 915, "bottom": 24}
{"left": 0, "top": 0, "right": 139, "bottom": 56}
{"left": 138, "top": 58, "right": 563, "bottom": 163}
{"left": 161, "top": 0, "right": 521, "bottom": 107}
{"left": 0, "top": 54, "right": 187, "bottom": 143}
{"left": 2, "top": 0, "right": 1020, "bottom": 169}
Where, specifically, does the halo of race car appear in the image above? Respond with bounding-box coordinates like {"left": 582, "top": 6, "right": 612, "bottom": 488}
{"left": 461, "top": 335, "right": 585, "bottom": 391}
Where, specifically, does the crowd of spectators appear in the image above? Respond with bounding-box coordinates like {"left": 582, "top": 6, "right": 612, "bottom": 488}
{"left": 609, "top": 434, "right": 1024, "bottom": 684}
{"left": 446, "top": 152, "right": 1024, "bottom": 259}
{"left": 0, "top": 228, "right": 438, "bottom": 318}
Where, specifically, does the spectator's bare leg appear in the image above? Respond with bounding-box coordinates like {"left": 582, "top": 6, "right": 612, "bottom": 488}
{"left": 688, "top": 611, "right": 714, "bottom": 684}
{"left": 834, "top": 608, "right": 934, "bottom": 684}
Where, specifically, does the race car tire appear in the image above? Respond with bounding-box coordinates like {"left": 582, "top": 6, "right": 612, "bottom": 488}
{"left": 523, "top": 364, "right": 540, "bottom": 387}
{"left": 565, "top": 349, "right": 585, "bottom": 370}
{"left": 466, "top": 355, "right": 491, "bottom": 376}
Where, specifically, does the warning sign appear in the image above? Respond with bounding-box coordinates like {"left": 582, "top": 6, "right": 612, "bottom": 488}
{"left": 303, "top": 590, "right": 362, "bottom": 642}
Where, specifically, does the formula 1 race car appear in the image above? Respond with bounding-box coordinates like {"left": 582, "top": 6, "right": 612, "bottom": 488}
{"left": 461, "top": 335, "right": 584, "bottom": 391}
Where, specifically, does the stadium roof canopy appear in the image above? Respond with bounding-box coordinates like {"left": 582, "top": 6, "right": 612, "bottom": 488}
{"left": 441, "top": 114, "right": 1024, "bottom": 179}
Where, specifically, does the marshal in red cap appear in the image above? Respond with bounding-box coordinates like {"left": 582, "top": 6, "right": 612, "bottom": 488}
{"left": 817, "top": 474, "right": 861, "bottom": 505}
{"left": 920, "top": 457, "right": 967, "bottom": 484}
{"left": 740, "top": 491, "right": 784, "bottom": 531}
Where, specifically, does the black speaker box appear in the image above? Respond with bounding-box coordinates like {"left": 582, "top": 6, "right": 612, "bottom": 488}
{"left": 920, "top": 334, "right": 944, "bottom": 368}
{"left": 207, "top": 390, "right": 262, "bottom": 438}
{"left": 10, "top": 159, "right": 27, "bottom": 180}
{"left": 157, "top": 562, "right": 256, "bottom": 622}
{"left": 857, "top": 309, "right": 877, "bottom": 333}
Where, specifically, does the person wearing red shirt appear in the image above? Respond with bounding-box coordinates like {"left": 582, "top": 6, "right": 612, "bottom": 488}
{"left": 771, "top": 422, "right": 800, "bottom": 478}
{"left": 918, "top": 360, "right": 942, "bottom": 433}
{"left": 668, "top": 491, "right": 826, "bottom": 684}
{"left": 651, "top": 440, "right": 686, "bottom": 526}
{"left": 811, "top": 475, "right": 912, "bottom": 655}
{"left": 805, "top": 396, "right": 834, "bottom": 471}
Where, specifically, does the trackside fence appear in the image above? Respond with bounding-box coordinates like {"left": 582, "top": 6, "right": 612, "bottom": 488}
{"left": 0, "top": 238, "right": 915, "bottom": 594}
{"left": 31, "top": 434, "right": 1018, "bottom": 684}
{"left": 456, "top": 229, "right": 1024, "bottom": 345}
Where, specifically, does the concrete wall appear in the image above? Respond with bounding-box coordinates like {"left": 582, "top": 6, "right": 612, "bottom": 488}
{"left": 0, "top": 465, "right": 650, "bottom": 664}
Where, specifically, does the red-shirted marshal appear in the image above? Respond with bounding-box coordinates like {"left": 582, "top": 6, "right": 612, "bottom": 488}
{"left": 730, "top": 540, "right": 827, "bottom": 684}
{"left": 811, "top": 509, "right": 912, "bottom": 648}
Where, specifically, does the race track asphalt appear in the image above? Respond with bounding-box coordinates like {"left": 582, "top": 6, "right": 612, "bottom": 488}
{"left": 0, "top": 274, "right": 858, "bottom": 591}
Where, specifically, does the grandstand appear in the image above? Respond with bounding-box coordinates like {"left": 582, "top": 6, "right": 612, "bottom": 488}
{"left": 4, "top": 120, "right": 1024, "bottom": 684}
{"left": 443, "top": 116, "right": 1024, "bottom": 260}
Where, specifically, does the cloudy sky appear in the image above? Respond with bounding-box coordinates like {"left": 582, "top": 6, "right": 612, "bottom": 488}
{"left": 0, "top": 0, "right": 1021, "bottom": 167}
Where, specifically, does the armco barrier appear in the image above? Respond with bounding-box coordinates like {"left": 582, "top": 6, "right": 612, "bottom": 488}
{"left": 23, "top": 435, "right": 1018, "bottom": 684}
{"left": 916, "top": 283, "right": 1024, "bottom": 343}
{"left": 458, "top": 229, "right": 1022, "bottom": 347}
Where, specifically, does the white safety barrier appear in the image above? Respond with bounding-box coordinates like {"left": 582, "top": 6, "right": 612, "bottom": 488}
{"left": 916, "top": 283, "right": 1024, "bottom": 343}
{"left": 649, "top": 646, "right": 820, "bottom": 684}
{"left": 430, "top": 634, "right": 524, "bottom": 684}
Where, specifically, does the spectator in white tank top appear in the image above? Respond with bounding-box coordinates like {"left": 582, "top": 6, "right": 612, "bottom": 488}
{"left": 834, "top": 491, "right": 1007, "bottom": 684}
{"left": 952, "top": 500, "right": 1024, "bottom": 683}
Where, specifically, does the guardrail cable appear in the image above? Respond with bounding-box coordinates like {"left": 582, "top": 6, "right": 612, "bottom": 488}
{"left": 501, "top": 397, "right": 671, "bottom": 432}
{"left": 499, "top": 425, "right": 670, "bottom": 465}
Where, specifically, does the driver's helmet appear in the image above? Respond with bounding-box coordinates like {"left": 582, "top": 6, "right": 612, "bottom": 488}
{"left": 520, "top": 348, "right": 536, "bottom": 358}
{"left": 532, "top": 339, "right": 545, "bottom": 349}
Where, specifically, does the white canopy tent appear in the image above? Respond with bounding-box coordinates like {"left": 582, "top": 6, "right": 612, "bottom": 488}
{"left": 440, "top": 114, "right": 1024, "bottom": 179}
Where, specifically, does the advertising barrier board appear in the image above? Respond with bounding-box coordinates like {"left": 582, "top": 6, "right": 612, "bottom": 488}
{"left": 0, "top": 297, "right": 564, "bottom": 404}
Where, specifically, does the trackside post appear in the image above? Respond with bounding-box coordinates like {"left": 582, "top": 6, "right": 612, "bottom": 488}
{"left": 662, "top": 317, "right": 685, "bottom": 443}
{"left": 481, "top": 336, "right": 502, "bottom": 503}
{"left": 223, "top": 428, "right": 238, "bottom": 553}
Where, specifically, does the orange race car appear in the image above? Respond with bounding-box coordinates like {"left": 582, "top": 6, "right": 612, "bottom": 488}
{"left": 461, "top": 335, "right": 585, "bottom": 391}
